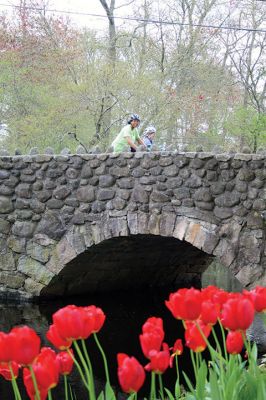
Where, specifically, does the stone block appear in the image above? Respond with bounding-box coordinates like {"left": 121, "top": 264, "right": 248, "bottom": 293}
{"left": 17, "top": 256, "right": 54, "bottom": 285}
{"left": 76, "top": 186, "right": 95, "bottom": 202}
{"left": 127, "top": 212, "right": 138, "bottom": 235}
{"left": 65, "top": 231, "right": 86, "bottom": 255}
{"left": 132, "top": 186, "right": 149, "bottom": 203}
{"left": 0, "top": 249, "right": 16, "bottom": 270}
{"left": 236, "top": 264, "right": 263, "bottom": 287}
{"left": 12, "top": 221, "right": 36, "bottom": 238}
{"left": 173, "top": 219, "right": 188, "bottom": 241}
{"left": 0, "top": 196, "right": 13, "bottom": 213}
{"left": 0, "top": 219, "right": 10, "bottom": 234}
{"left": 26, "top": 241, "right": 51, "bottom": 263}
{"left": 0, "top": 272, "right": 24, "bottom": 289}
{"left": 98, "top": 189, "right": 115, "bottom": 201}
{"left": 201, "top": 232, "right": 219, "bottom": 254}
{"left": 24, "top": 278, "right": 45, "bottom": 296}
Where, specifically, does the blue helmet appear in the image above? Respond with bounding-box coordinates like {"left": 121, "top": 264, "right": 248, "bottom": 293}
{"left": 128, "top": 113, "right": 140, "bottom": 124}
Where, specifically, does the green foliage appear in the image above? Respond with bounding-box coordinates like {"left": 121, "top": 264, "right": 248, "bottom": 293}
{"left": 225, "top": 106, "right": 266, "bottom": 152}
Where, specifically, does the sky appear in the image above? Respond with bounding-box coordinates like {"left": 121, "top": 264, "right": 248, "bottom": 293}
{"left": 0, "top": 0, "right": 136, "bottom": 31}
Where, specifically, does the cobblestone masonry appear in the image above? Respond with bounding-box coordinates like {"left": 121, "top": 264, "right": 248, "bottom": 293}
{"left": 0, "top": 150, "right": 265, "bottom": 300}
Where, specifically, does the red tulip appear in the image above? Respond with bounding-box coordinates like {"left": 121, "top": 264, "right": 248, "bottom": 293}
{"left": 52, "top": 305, "right": 94, "bottom": 340}
{"left": 165, "top": 288, "right": 202, "bottom": 321}
{"left": 56, "top": 350, "right": 74, "bottom": 376}
{"left": 250, "top": 287, "right": 266, "bottom": 313}
{"left": 144, "top": 343, "right": 170, "bottom": 374}
{"left": 226, "top": 331, "right": 244, "bottom": 354}
{"left": 202, "top": 286, "right": 229, "bottom": 307}
{"left": 83, "top": 306, "right": 106, "bottom": 333}
{"left": 0, "top": 332, "right": 13, "bottom": 363}
{"left": 23, "top": 368, "right": 48, "bottom": 400}
{"left": 140, "top": 317, "right": 165, "bottom": 359}
{"left": 46, "top": 324, "right": 72, "bottom": 350}
{"left": 200, "top": 301, "right": 220, "bottom": 326}
{"left": 0, "top": 361, "right": 19, "bottom": 380}
{"left": 142, "top": 317, "right": 164, "bottom": 340}
{"left": 172, "top": 339, "right": 183, "bottom": 356}
{"left": 185, "top": 321, "right": 211, "bottom": 353}
{"left": 170, "top": 339, "right": 183, "bottom": 368}
{"left": 221, "top": 297, "right": 255, "bottom": 331}
{"left": 23, "top": 347, "right": 59, "bottom": 398}
{"left": 34, "top": 347, "right": 59, "bottom": 391}
{"left": 9, "top": 326, "right": 41, "bottom": 366}
{"left": 140, "top": 332, "right": 164, "bottom": 359}
{"left": 117, "top": 353, "right": 145, "bottom": 394}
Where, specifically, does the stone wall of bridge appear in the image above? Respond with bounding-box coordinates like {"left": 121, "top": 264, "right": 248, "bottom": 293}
{"left": 0, "top": 150, "right": 265, "bottom": 300}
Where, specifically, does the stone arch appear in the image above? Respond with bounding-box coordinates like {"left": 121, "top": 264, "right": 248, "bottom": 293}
{"left": 40, "top": 212, "right": 226, "bottom": 298}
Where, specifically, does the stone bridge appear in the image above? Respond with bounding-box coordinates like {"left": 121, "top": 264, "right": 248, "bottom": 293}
{"left": 0, "top": 150, "right": 265, "bottom": 301}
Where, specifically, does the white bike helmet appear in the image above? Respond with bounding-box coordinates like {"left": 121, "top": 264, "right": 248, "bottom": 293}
{"left": 143, "top": 125, "right": 156, "bottom": 136}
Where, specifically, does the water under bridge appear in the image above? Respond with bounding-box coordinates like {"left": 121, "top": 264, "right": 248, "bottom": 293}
{"left": 0, "top": 150, "right": 265, "bottom": 301}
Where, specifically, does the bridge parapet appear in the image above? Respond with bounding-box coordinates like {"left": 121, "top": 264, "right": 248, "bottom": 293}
{"left": 0, "top": 151, "right": 265, "bottom": 300}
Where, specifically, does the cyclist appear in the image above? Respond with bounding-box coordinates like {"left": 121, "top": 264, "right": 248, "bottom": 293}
{"left": 111, "top": 114, "right": 145, "bottom": 152}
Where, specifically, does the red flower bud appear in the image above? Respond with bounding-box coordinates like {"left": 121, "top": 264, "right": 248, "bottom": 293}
{"left": 46, "top": 324, "right": 72, "bottom": 350}
{"left": 56, "top": 350, "right": 74, "bottom": 376}
{"left": 140, "top": 332, "right": 163, "bottom": 359}
{"left": 221, "top": 297, "right": 255, "bottom": 331}
{"left": 83, "top": 305, "right": 106, "bottom": 333}
{"left": 23, "top": 347, "right": 60, "bottom": 398}
{"left": 226, "top": 331, "right": 244, "bottom": 354}
{"left": 250, "top": 286, "right": 266, "bottom": 313}
{"left": 144, "top": 343, "right": 170, "bottom": 374}
{"left": 185, "top": 321, "right": 211, "bottom": 353}
{"left": 142, "top": 317, "right": 164, "bottom": 339}
{"left": 200, "top": 301, "right": 220, "bottom": 326}
{"left": 117, "top": 353, "right": 145, "bottom": 393}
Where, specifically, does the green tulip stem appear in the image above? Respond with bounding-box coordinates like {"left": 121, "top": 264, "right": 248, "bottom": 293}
{"left": 8, "top": 363, "right": 21, "bottom": 400}
{"left": 190, "top": 350, "right": 197, "bottom": 380}
{"left": 29, "top": 365, "right": 41, "bottom": 400}
{"left": 218, "top": 318, "right": 228, "bottom": 362}
{"left": 150, "top": 371, "right": 156, "bottom": 400}
{"left": 175, "top": 355, "right": 180, "bottom": 383}
{"left": 210, "top": 327, "right": 222, "bottom": 355}
{"left": 48, "top": 390, "right": 53, "bottom": 400}
{"left": 64, "top": 375, "right": 69, "bottom": 400}
{"left": 81, "top": 339, "right": 96, "bottom": 396}
{"left": 66, "top": 348, "right": 89, "bottom": 391}
{"left": 74, "top": 340, "right": 96, "bottom": 400}
{"left": 158, "top": 374, "right": 164, "bottom": 400}
{"left": 93, "top": 333, "right": 110, "bottom": 385}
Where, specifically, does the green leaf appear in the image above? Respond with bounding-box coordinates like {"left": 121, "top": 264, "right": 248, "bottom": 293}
{"left": 164, "top": 387, "right": 175, "bottom": 400}
{"left": 182, "top": 371, "right": 195, "bottom": 394}
{"left": 209, "top": 370, "right": 222, "bottom": 400}
{"left": 175, "top": 379, "right": 181, "bottom": 399}
{"left": 127, "top": 393, "right": 136, "bottom": 400}
{"left": 105, "top": 382, "right": 116, "bottom": 400}
{"left": 97, "top": 391, "right": 105, "bottom": 400}
{"left": 195, "top": 361, "right": 207, "bottom": 399}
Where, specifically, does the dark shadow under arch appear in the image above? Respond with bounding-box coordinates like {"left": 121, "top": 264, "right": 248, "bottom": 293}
{"left": 41, "top": 234, "right": 213, "bottom": 298}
